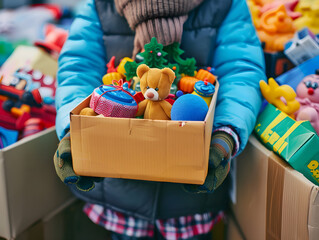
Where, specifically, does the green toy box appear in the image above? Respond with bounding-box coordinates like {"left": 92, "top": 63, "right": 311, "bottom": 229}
{"left": 254, "top": 104, "right": 319, "bottom": 186}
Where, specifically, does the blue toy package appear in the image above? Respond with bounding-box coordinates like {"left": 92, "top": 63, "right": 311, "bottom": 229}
{"left": 276, "top": 54, "right": 319, "bottom": 90}
{"left": 0, "top": 126, "right": 19, "bottom": 149}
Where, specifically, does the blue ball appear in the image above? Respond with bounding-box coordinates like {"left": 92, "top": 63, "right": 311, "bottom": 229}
{"left": 171, "top": 94, "right": 208, "bottom": 121}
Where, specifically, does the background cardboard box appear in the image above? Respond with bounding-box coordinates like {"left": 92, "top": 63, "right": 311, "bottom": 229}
{"left": 70, "top": 83, "right": 219, "bottom": 185}
{"left": 0, "top": 46, "right": 58, "bottom": 86}
{"left": 0, "top": 127, "right": 74, "bottom": 240}
{"left": 232, "top": 135, "right": 319, "bottom": 240}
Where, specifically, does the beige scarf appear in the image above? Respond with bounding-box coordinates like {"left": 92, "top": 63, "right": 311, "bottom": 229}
{"left": 115, "top": 0, "right": 204, "bottom": 57}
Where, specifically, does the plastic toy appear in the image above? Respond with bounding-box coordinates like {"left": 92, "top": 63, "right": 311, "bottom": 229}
{"left": 11, "top": 67, "right": 57, "bottom": 105}
{"left": 171, "top": 94, "right": 208, "bottom": 121}
{"left": 117, "top": 57, "right": 133, "bottom": 76}
{"left": 260, "top": 78, "right": 300, "bottom": 116}
{"left": 260, "top": 0, "right": 301, "bottom": 20}
{"left": 178, "top": 76, "right": 199, "bottom": 93}
{"left": 22, "top": 118, "right": 45, "bottom": 138}
{"left": 284, "top": 28, "right": 319, "bottom": 66}
{"left": 192, "top": 80, "right": 215, "bottom": 106}
{"left": 102, "top": 72, "right": 124, "bottom": 85}
{"left": 295, "top": 70, "right": 319, "bottom": 134}
{"left": 247, "top": 0, "right": 261, "bottom": 28}
{"left": 135, "top": 64, "right": 175, "bottom": 120}
{"left": 0, "top": 126, "right": 18, "bottom": 149}
{"left": 257, "top": 5, "right": 296, "bottom": 52}
{"left": 34, "top": 24, "right": 68, "bottom": 59}
{"left": 293, "top": 3, "right": 319, "bottom": 34}
{"left": 90, "top": 79, "right": 138, "bottom": 118}
{"left": 195, "top": 69, "right": 216, "bottom": 84}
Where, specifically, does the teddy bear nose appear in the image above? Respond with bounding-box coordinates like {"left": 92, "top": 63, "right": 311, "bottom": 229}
{"left": 147, "top": 92, "right": 154, "bottom": 98}
{"left": 308, "top": 88, "right": 314, "bottom": 95}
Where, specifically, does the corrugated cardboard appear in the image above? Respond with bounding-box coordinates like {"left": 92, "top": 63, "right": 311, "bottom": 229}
{"left": 70, "top": 83, "right": 219, "bottom": 185}
{"left": 0, "top": 127, "right": 74, "bottom": 240}
{"left": 15, "top": 199, "right": 111, "bottom": 240}
{"left": 232, "top": 135, "right": 319, "bottom": 240}
{"left": 0, "top": 45, "right": 57, "bottom": 85}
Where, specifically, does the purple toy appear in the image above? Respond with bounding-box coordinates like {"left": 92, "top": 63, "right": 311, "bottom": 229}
{"left": 295, "top": 70, "right": 319, "bottom": 134}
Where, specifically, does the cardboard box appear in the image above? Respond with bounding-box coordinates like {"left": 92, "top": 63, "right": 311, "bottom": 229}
{"left": 232, "top": 135, "right": 319, "bottom": 240}
{"left": 0, "top": 45, "right": 57, "bottom": 86}
{"left": 70, "top": 83, "right": 219, "bottom": 185}
{"left": 254, "top": 104, "right": 319, "bottom": 186}
{"left": 0, "top": 127, "right": 74, "bottom": 240}
{"left": 14, "top": 199, "right": 110, "bottom": 240}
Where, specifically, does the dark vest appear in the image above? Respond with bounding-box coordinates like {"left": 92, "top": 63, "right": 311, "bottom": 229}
{"left": 71, "top": 0, "right": 233, "bottom": 222}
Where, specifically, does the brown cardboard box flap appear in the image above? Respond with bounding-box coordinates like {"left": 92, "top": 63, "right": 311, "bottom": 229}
{"left": 70, "top": 82, "right": 219, "bottom": 184}
{"left": 233, "top": 135, "right": 319, "bottom": 240}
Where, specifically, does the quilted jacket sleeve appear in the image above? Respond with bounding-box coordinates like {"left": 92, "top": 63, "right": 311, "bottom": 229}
{"left": 212, "top": 0, "right": 266, "bottom": 154}
{"left": 55, "top": 0, "right": 106, "bottom": 140}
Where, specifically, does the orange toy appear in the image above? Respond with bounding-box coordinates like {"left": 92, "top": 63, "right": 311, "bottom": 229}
{"left": 257, "top": 5, "right": 296, "bottom": 52}
{"left": 195, "top": 69, "right": 216, "bottom": 84}
{"left": 178, "top": 76, "right": 199, "bottom": 93}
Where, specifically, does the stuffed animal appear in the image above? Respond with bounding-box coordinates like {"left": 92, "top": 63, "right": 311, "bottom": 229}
{"left": 295, "top": 71, "right": 319, "bottom": 134}
{"left": 136, "top": 64, "right": 175, "bottom": 120}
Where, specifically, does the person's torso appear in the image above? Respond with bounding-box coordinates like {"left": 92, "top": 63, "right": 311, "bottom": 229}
{"left": 71, "top": 0, "right": 233, "bottom": 222}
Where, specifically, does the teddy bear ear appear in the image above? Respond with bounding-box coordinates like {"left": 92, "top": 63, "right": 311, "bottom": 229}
{"left": 137, "top": 64, "right": 150, "bottom": 79}
{"left": 161, "top": 68, "right": 175, "bottom": 84}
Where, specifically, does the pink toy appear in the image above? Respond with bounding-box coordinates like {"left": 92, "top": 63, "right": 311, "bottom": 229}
{"left": 260, "top": 0, "right": 302, "bottom": 20}
{"left": 295, "top": 70, "right": 319, "bottom": 134}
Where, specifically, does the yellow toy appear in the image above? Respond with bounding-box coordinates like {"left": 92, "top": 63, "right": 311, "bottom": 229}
{"left": 260, "top": 78, "right": 300, "bottom": 116}
{"left": 117, "top": 57, "right": 133, "bottom": 76}
{"left": 293, "top": 2, "right": 319, "bottom": 34}
{"left": 136, "top": 64, "right": 175, "bottom": 120}
{"left": 247, "top": 0, "right": 262, "bottom": 28}
{"left": 257, "top": 5, "right": 296, "bottom": 52}
{"left": 102, "top": 72, "right": 124, "bottom": 85}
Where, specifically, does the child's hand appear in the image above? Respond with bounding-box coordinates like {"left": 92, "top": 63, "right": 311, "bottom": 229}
{"left": 183, "top": 131, "right": 234, "bottom": 193}
{"left": 53, "top": 132, "right": 103, "bottom": 191}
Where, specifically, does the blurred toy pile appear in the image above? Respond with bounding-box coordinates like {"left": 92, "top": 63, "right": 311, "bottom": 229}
{"left": 247, "top": 0, "right": 319, "bottom": 77}
{"left": 249, "top": 0, "right": 319, "bottom": 186}
{"left": 0, "top": 3, "right": 78, "bottom": 149}
{"left": 79, "top": 37, "right": 217, "bottom": 123}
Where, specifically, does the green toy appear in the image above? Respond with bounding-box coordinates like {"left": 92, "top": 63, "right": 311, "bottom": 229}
{"left": 124, "top": 37, "right": 197, "bottom": 81}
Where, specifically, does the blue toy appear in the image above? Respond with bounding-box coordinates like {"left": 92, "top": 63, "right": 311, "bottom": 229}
{"left": 0, "top": 126, "right": 18, "bottom": 149}
{"left": 171, "top": 94, "right": 208, "bottom": 121}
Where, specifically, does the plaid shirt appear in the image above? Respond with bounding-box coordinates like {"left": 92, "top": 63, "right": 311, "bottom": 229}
{"left": 84, "top": 203, "right": 225, "bottom": 239}
{"left": 83, "top": 127, "right": 238, "bottom": 239}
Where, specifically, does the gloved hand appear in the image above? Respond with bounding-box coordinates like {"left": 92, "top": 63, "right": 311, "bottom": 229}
{"left": 53, "top": 132, "right": 103, "bottom": 191}
{"left": 183, "top": 131, "right": 235, "bottom": 193}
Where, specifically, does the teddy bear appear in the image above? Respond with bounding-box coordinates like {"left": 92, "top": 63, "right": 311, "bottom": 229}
{"left": 295, "top": 70, "right": 319, "bottom": 134}
{"left": 136, "top": 64, "right": 175, "bottom": 120}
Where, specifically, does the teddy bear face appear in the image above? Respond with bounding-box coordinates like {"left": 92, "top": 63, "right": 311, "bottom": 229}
{"left": 137, "top": 64, "right": 175, "bottom": 101}
{"left": 296, "top": 73, "right": 319, "bottom": 103}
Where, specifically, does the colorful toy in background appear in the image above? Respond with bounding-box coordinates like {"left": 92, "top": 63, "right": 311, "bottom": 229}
{"left": 284, "top": 28, "right": 319, "bottom": 65}
{"left": 294, "top": 0, "right": 319, "bottom": 34}
{"left": 0, "top": 38, "right": 30, "bottom": 67}
{"left": 295, "top": 70, "right": 319, "bottom": 133}
{"left": 260, "top": 77, "right": 300, "bottom": 117}
{"left": 34, "top": 24, "right": 68, "bottom": 61}
{"left": 136, "top": 64, "right": 175, "bottom": 120}
{"left": 0, "top": 126, "right": 18, "bottom": 149}
{"left": 257, "top": 5, "right": 296, "bottom": 52}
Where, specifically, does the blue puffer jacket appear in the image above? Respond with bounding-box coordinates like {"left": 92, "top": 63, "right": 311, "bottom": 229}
{"left": 56, "top": 0, "right": 265, "bottom": 220}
